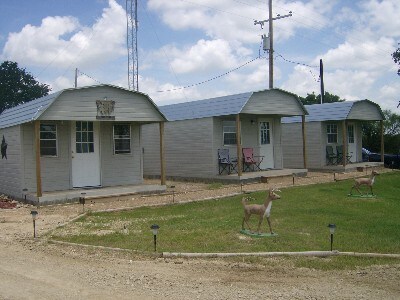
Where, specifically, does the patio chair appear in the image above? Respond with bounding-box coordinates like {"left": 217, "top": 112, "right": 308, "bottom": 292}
{"left": 242, "top": 147, "right": 264, "bottom": 172}
{"left": 326, "top": 146, "right": 338, "bottom": 165}
{"left": 218, "top": 149, "right": 237, "bottom": 175}
{"left": 336, "top": 145, "right": 352, "bottom": 164}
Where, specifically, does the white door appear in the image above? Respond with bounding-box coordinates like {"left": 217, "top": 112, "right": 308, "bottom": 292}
{"left": 347, "top": 123, "right": 357, "bottom": 163}
{"left": 71, "top": 121, "right": 101, "bottom": 187}
{"left": 259, "top": 119, "right": 274, "bottom": 169}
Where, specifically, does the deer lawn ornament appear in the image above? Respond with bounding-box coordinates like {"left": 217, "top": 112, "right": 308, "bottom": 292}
{"left": 350, "top": 170, "right": 379, "bottom": 195}
{"left": 241, "top": 188, "right": 281, "bottom": 234}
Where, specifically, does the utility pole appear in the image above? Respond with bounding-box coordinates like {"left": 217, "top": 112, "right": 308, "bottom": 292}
{"left": 320, "top": 59, "right": 325, "bottom": 104}
{"left": 74, "top": 68, "right": 78, "bottom": 88}
{"left": 254, "top": 1, "right": 292, "bottom": 89}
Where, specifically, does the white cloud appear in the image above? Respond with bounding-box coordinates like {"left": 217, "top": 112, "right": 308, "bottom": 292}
{"left": 169, "top": 39, "right": 243, "bottom": 74}
{"left": 147, "top": 0, "right": 334, "bottom": 44}
{"left": 281, "top": 65, "right": 319, "bottom": 97}
{"left": 378, "top": 81, "right": 400, "bottom": 109}
{"left": 1, "top": 0, "right": 125, "bottom": 69}
{"left": 319, "top": 37, "right": 395, "bottom": 72}
{"left": 362, "top": 0, "right": 400, "bottom": 37}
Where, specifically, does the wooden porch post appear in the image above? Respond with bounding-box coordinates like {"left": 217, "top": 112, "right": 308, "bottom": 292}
{"left": 34, "top": 121, "right": 42, "bottom": 197}
{"left": 301, "top": 115, "right": 307, "bottom": 169}
{"left": 342, "top": 120, "right": 347, "bottom": 167}
{"left": 380, "top": 120, "right": 384, "bottom": 163}
{"left": 159, "top": 122, "right": 166, "bottom": 185}
{"left": 236, "top": 114, "right": 242, "bottom": 176}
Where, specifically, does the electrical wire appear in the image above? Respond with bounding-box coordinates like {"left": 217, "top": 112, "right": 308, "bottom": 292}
{"left": 77, "top": 69, "right": 103, "bottom": 85}
{"left": 275, "top": 52, "right": 319, "bottom": 68}
{"left": 156, "top": 56, "right": 261, "bottom": 92}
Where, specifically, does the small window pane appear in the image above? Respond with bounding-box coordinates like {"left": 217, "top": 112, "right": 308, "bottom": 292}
{"left": 82, "top": 143, "right": 88, "bottom": 153}
{"left": 40, "top": 131, "right": 56, "bottom": 139}
{"left": 88, "top": 143, "right": 94, "bottom": 153}
{"left": 40, "top": 147, "right": 57, "bottom": 156}
{"left": 76, "top": 143, "right": 82, "bottom": 153}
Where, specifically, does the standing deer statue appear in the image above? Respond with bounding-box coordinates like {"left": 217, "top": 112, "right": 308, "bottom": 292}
{"left": 350, "top": 170, "right": 379, "bottom": 195}
{"left": 241, "top": 188, "right": 281, "bottom": 234}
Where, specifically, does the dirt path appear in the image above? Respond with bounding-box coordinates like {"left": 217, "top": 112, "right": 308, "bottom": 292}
{"left": 1, "top": 171, "right": 399, "bottom": 299}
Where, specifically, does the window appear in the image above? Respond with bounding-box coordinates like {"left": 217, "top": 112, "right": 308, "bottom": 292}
{"left": 223, "top": 121, "right": 237, "bottom": 145}
{"left": 327, "top": 124, "right": 338, "bottom": 144}
{"left": 76, "top": 121, "right": 94, "bottom": 153}
{"left": 348, "top": 125, "right": 354, "bottom": 143}
{"left": 260, "top": 121, "right": 270, "bottom": 145}
{"left": 113, "top": 124, "right": 131, "bottom": 154}
{"left": 40, "top": 124, "right": 57, "bottom": 156}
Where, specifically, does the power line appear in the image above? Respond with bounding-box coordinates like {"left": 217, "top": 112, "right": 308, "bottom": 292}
{"left": 76, "top": 69, "right": 102, "bottom": 85}
{"left": 156, "top": 56, "right": 261, "bottom": 92}
{"left": 275, "top": 52, "right": 319, "bottom": 69}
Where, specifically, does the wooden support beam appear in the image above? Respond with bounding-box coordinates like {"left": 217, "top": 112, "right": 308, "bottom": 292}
{"left": 301, "top": 115, "right": 307, "bottom": 169}
{"left": 34, "top": 121, "right": 42, "bottom": 198}
{"left": 342, "top": 121, "right": 347, "bottom": 167}
{"left": 236, "top": 114, "right": 242, "bottom": 176}
{"left": 159, "top": 122, "right": 166, "bottom": 185}
{"left": 380, "top": 120, "right": 384, "bottom": 163}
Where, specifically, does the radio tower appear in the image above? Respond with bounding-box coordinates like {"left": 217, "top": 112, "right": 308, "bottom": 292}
{"left": 126, "top": 0, "right": 138, "bottom": 91}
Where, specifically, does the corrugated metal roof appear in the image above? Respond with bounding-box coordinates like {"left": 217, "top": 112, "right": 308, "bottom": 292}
{"left": 281, "top": 101, "right": 355, "bottom": 123}
{"left": 0, "top": 91, "right": 62, "bottom": 129}
{"left": 0, "top": 84, "right": 168, "bottom": 128}
{"left": 159, "top": 92, "right": 253, "bottom": 121}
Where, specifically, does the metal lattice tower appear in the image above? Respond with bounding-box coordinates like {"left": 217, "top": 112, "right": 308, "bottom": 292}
{"left": 126, "top": 0, "right": 138, "bottom": 91}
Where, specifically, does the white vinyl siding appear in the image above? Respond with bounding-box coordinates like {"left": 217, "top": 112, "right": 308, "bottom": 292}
{"left": 100, "top": 122, "right": 142, "bottom": 186}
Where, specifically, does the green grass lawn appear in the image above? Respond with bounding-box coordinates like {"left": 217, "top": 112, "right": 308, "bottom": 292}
{"left": 48, "top": 172, "right": 400, "bottom": 258}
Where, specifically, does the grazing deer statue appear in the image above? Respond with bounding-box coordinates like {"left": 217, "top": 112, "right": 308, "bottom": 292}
{"left": 241, "top": 188, "right": 281, "bottom": 234}
{"left": 350, "top": 170, "right": 379, "bottom": 195}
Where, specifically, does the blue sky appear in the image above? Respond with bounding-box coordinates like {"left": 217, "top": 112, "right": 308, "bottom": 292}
{"left": 0, "top": 0, "right": 399, "bottom": 111}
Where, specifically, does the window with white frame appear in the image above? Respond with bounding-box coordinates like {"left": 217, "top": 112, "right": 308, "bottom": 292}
{"left": 223, "top": 121, "right": 237, "bottom": 145}
{"left": 40, "top": 123, "right": 57, "bottom": 156}
{"left": 113, "top": 124, "right": 131, "bottom": 154}
{"left": 326, "top": 123, "right": 338, "bottom": 144}
{"left": 348, "top": 124, "right": 355, "bottom": 143}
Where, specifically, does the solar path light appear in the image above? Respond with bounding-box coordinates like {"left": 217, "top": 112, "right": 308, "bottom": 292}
{"left": 328, "top": 223, "right": 336, "bottom": 251}
{"left": 79, "top": 192, "right": 86, "bottom": 213}
{"left": 31, "top": 210, "right": 38, "bottom": 238}
{"left": 170, "top": 185, "right": 176, "bottom": 203}
{"left": 150, "top": 224, "right": 160, "bottom": 252}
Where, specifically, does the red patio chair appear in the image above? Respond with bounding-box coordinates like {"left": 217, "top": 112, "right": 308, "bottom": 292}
{"left": 242, "top": 147, "right": 264, "bottom": 172}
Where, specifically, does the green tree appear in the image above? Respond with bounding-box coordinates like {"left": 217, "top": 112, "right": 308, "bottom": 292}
{"left": 392, "top": 45, "right": 400, "bottom": 76}
{"left": 299, "top": 92, "right": 345, "bottom": 105}
{"left": 0, "top": 61, "right": 51, "bottom": 113}
{"left": 362, "top": 110, "right": 400, "bottom": 154}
